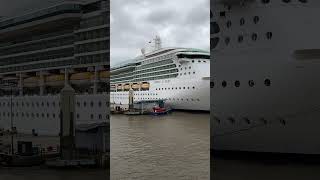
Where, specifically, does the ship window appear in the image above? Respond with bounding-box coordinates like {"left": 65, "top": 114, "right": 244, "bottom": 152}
{"left": 248, "top": 80, "right": 255, "bottom": 87}
{"left": 282, "top": 0, "right": 290, "bottom": 3}
{"left": 220, "top": 11, "right": 226, "bottom": 17}
{"left": 193, "top": 87, "right": 195, "bottom": 89}
{"left": 299, "top": 0, "right": 307, "bottom": 2}
{"left": 226, "top": 21, "right": 231, "bottom": 28}
{"left": 225, "top": 37, "right": 230, "bottom": 45}
{"left": 211, "top": 37, "right": 220, "bottom": 49}
{"left": 235, "top": 81, "right": 240, "bottom": 87}
{"left": 77, "top": 114, "right": 80, "bottom": 119}
{"left": 228, "top": 117, "right": 235, "bottom": 124}
{"left": 261, "top": 0, "right": 270, "bottom": 3}
{"left": 211, "top": 22, "right": 220, "bottom": 34}
{"left": 91, "top": 114, "right": 94, "bottom": 119}
{"left": 266, "top": 32, "right": 273, "bottom": 39}
{"left": 238, "top": 35, "right": 244, "bottom": 43}
{"left": 192, "top": 60, "right": 194, "bottom": 63}
{"left": 264, "top": 79, "right": 271, "bottom": 86}
{"left": 252, "top": 33, "right": 258, "bottom": 41}
{"left": 253, "top": 16, "right": 259, "bottom": 24}
{"left": 222, "top": 81, "right": 227, "bottom": 87}
{"left": 240, "top": 18, "right": 245, "bottom": 26}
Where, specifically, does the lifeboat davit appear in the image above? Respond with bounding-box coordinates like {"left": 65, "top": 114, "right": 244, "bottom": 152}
{"left": 45, "top": 74, "right": 65, "bottom": 87}
{"left": 24, "top": 77, "right": 39, "bottom": 88}
{"left": 70, "top": 72, "right": 93, "bottom": 85}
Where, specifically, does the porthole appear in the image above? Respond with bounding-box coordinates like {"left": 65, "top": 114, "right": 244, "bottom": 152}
{"left": 220, "top": 11, "right": 226, "bottom": 17}
{"left": 252, "top": 33, "right": 257, "bottom": 41}
{"left": 225, "top": 37, "right": 230, "bottom": 45}
{"left": 214, "top": 116, "right": 221, "bottom": 123}
{"left": 234, "top": 80, "right": 240, "bottom": 87}
{"left": 222, "top": 81, "right": 227, "bottom": 88}
{"left": 264, "top": 79, "right": 271, "bottom": 86}
{"left": 238, "top": 35, "right": 244, "bottom": 43}
{"left": 211, "top": 22, "right": 220, "bottom": 34}
{"left": 228, "top": 117, "right": 235, "bottom": 124}
{"left": 248, "top": 80, "right": 255, "bottom": 87}
{"left": 279, "top": 118, "right": 286, "bottom": 126}
{"left": 253, "top": 16, "right": 259, "bottom": 24}
{"left": 266, "top": 32, "right": 272, "bottom": 39}
{"left": 211, "top": 37, "right": 220, "bottom": 49}
{"left": 243, "top": 117, "right": 250, "bottom": 124}
{"left": 226, "top": 21, "right": 232, "bottom": 28}
{"left": 240, "top": 18, "right": 245, "bottom": 26}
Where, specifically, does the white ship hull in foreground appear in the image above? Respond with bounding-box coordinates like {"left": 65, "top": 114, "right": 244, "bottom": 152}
{"left": 211, "top": 0, "right": 320, "bottom": 154}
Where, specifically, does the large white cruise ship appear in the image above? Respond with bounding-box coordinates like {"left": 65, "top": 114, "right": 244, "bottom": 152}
{"left": 0, "top": 0, "right": 109, "bottom": 136}
{"left": 110, "top": 36, "right": 210, "bottom": 111}
{"left": 211, "top": 0, "right": 320, "bottom": 154}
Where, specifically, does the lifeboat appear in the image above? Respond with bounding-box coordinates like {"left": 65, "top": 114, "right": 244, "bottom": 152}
{"left": 141, "top": 82, "right": 150, "bottom": 90}
{"left": 70, "top": 72, "right": 93, "bottom": 85}
{"left": 99, "top": 71, "right": 109, "bottom": 81}
{"left": 123, "top": 83, "right": 130, "bottom": 90}
{"left": 45, "top": 74, "right": 65, "bottom": 87}
{"left": 24, "top": 77, "right": 39, "bottom": 88}
{"left": 117, "top": 84, "right": 122, "bottom": 91}
{"left": 131, "top": 83, "right": 140, "bottom": 90}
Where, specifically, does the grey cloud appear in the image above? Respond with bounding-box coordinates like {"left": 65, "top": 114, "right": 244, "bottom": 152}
{"left": 111, "top": 0, "right": 209, "bottom": 66}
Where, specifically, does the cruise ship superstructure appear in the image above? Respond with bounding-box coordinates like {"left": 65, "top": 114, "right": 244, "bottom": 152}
{"left": 211, "top": 0, "right": 320, "bottom": 154}
{"left": 0, "top": 0, "right": 109, "bottom": 135}
{"left": 110, "top": 36, "right": 210, "bottom": 111}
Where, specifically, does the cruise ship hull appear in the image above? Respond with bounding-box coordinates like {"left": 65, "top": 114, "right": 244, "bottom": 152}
{"left": 212, "top": 50, "right": 320, "bottom": 154}
{"left": 111, "top": 77, "right": 210, "bottom": 111}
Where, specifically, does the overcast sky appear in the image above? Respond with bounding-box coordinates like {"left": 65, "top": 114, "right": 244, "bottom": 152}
{"left": 110, "top": 0, "right": 210, "bottom": 66}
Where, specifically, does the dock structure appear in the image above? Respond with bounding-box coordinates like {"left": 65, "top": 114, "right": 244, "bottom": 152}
{"left": 46, "top": 82, "right": 109, "bottom": 168}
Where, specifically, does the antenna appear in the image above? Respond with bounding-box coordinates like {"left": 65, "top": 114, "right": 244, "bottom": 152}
{"left": 154, "top": 35, "right": 162, "bottom": 50}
